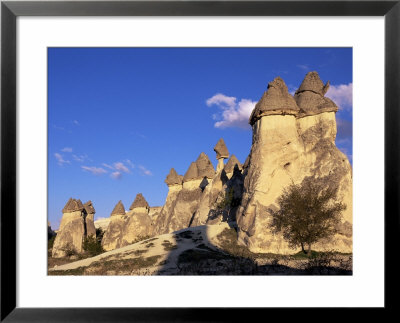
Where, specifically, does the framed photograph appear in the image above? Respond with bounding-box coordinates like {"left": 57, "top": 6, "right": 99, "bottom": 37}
{"left": 1, "top": 0, "right": 399, "bottom": 320}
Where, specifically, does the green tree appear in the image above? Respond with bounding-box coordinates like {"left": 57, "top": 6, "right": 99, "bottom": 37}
{"left": 268, "top": 177, "right": 346, "bottom": 257}
{"left": 83, "top": 234, "right": 104, "bottom": 257}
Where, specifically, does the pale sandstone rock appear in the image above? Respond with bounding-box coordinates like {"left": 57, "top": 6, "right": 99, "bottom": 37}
{"left": 94, "top": 217, "right": 110, "bottom": 231}
{"left": 115, "top": 194, "right": 153, "bottom": 246}
{"left": 52, "top": 198, "right": 86, "bottom": 258}
{"left": 102, "top": 201, "right": 127, "bottom": 251}
{"left": 83, "top": 200, "right": 96, "bottom": 238}
{"left": 157, "top": 156, "right": 214, "bottom": 234}
{"left": 236, "top": 74, "right": 352, "bottom": 254}
{"left": 152, "top": 183, "right": 182, "bottom": 236}
{"left": 120, "top": 210, "right": 152, "bottom": 247}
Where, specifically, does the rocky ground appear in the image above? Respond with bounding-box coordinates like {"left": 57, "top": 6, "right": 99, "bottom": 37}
{"left": 48, "top": 223, "right": 352, "bottom": 276}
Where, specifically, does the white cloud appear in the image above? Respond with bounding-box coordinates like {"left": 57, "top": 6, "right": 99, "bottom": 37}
{"left": 297, "top": 64, "right": 310, "bottom": 71}
{"left": 54, "top": 153, "right": 70, "bottom": 166}
{"left": 206, "top": 93, "right": 237, "bottom": 108}
{"left": 138, "top": 165, "right": 153, "bottom": 176}
{"left": 206, "top": 93, "right": 257, "bottom": 129}
{"left": 124, "top": 159, "right": 135, "bottom": 169}
{"left": 73, "top": 120, "right": 80, "bottom": 126}
{"left": 72, "top": 154, "right": 88, "bottom": 162}
{"left": 326, "top": 83, "right": 353, "bottom": 110}
{"left": 81, "top": 166, "right": 107, "bottom": 175}
{"left": 114, "top": 162, "right": 130, "bottom": 173}
{"left": 61, "top": 147, "right": 73, "bottom": 153}
{"left": 110, "top": 171, "right": 122, "bottom": 179}
{"left": 102, "top": 163, "right": 114, "bottom": 169}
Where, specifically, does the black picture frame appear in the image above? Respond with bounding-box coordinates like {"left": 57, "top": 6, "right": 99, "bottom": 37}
{"left": 1, "top": 0, "right": 399, "bottom": 321}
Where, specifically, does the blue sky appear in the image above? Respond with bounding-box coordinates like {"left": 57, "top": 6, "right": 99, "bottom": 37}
{"left": 48, "top": 48, "right": 352, "bottom": 229}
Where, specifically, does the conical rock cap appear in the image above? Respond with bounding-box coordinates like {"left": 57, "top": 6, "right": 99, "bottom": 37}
{"left": 165, "top": 168, "right": 183, "bottom": 186}
{"left": 111, "top": 200, "right": 126, "bottom": 216}
{"left": 129, "top": 193, "right": 150, "bottom": 210}
{"left": 224, "top": 154, "right": 242, "bottom": 173}
{"left": 214, "top": 138, "right": 229, "bottom": 159}
{"left": 83, "top": 200, "right": 95, "bottom": 214}
{"left": 294, "top": 71, "right": 338, "bottom": 116}
{"left": 195, "top": 152, "right": 215, "bottom": 179}
{"left": 62, "top": 198, "right": 84, "bottom": 213}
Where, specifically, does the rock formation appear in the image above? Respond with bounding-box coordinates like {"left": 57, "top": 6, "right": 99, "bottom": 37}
{"left": 52, "top": 198, "right": 96, "bottom": 258}
{"left": 190, "top": 139, "right": 230, "bottom": 226}
{"left": 236, "top": 72, "right": 352, "bottom": 254}
{"left": 101, "top": 200, "right": 127, "bottom": 251}
{"left": 83, "top": 200, "right": 97, "bottom": 238}
{"left": 51, "top": 71, "right": 352, "bottom": 257}
{"left": 102, "top": 195, "right": 154, "bottom": 251}
{"left": 152, "top": 168, "right": 183, "bottom": 235}
{"left": 214, "top": 138, "right": 229, "bottom": 172}
{"left": 224, "top": 155, "right": 242, "bottom": 179}
{"left": 121, "top": 194, "right": 153, "bottom": 246}
{"left": 155, "top": 153, "right": 215, "bottom": 234}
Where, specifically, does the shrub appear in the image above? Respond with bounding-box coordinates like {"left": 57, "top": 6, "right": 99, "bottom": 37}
{"left": 216, "top": 188, "right": 241, "bottom": 210}
{"left": 83, "top": 235, "right": 104, "bottom": 257}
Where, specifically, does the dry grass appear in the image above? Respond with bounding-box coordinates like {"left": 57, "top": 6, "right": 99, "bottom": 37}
{"left": 49, "top": 255, "right": 162, "bottom": 276}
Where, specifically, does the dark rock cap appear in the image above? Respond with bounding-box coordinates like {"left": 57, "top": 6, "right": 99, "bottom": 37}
{"left": 294, "top": 71, "right": 338, "bottom": 117}
{"left": 165, "top": 168, "right": 183, "bottom": 186}
{"left": 224, "top": 155, "right": 242, "bottom": 173}
{"left": 214, "top": 138, "right": 229, "bottom": 159}
{"left": 129, "top": 193, "right": 150, "bottom": 210}
{"left": 249, "top": 77, "right": 300, "bottom": 125}
{"left": 111, "top": 200, "right": 126, "bottom": 216}
{"left": 183, "top": 162, "right": 198, "bottom": 182}
{"left": 195, "top": 152, "right": 215, "bottom": 179}
{"left": 296, "top": 71, "right": 330, "bottom": 96}
{"left": 183, "top": 153, "right": 215, "bottom": 182}
{"left": 83, "top": 200, "right": 96, "bottom": 214}
{"left": 62, "top": 198, "right": 84, "bottom": 213}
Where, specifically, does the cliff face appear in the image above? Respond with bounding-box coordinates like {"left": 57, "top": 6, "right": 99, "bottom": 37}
{"left": 236, "top": 72, "right": 352, "bottom": 254}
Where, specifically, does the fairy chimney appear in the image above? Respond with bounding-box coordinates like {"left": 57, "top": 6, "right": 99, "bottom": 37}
{"left": 129, "top": 193, "right": 150, "bottom": 214}
{"left": 83, "top": 200, "right": 96, "bottom": 238}
{"left": 214, "top": 138, "right": 230, "bottom": 172}
{"left": 52, "top": 198, "right": 86, "bottom": 258}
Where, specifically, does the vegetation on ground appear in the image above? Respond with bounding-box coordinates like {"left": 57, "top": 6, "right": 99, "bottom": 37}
{"left": 49, "top": 255, "right": 162, "bottom": 276}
